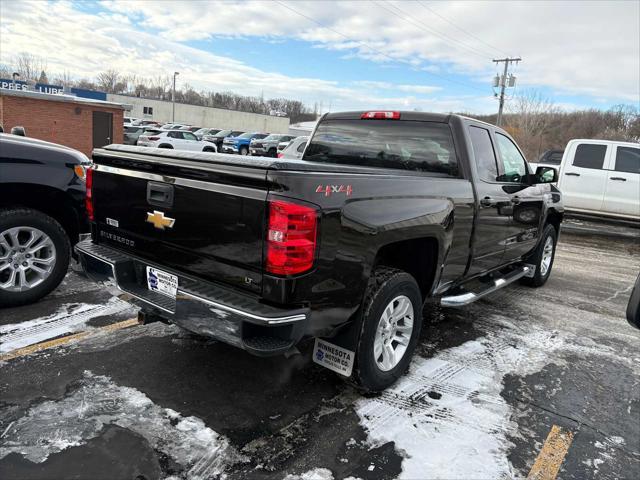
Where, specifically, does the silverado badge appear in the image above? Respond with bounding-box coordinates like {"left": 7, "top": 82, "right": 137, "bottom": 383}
{"left": 146, "top": 210, "right": 175, "bottom": 230}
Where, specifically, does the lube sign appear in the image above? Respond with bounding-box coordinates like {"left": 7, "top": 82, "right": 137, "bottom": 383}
{"left": 0, "top": 79, "right": 64, "bottom": 94}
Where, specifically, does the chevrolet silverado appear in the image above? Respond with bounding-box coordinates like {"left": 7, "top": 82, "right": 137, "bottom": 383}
{"left": 76, "top": 111, "right": 563, "bottom": 391}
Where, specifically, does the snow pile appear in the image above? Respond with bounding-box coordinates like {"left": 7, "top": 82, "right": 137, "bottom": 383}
{"left": 0, "top": 298, "right": 133, "bottom": 353}
{"left": 0, "top": 371, "right": 245, "bottom": 478}
{"left": 355, "top": 317, "right": 576, "bottom": 479}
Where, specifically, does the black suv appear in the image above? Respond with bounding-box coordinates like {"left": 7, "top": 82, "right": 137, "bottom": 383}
{"left": 0, "top": 134, "right": 90, "bottom": 306}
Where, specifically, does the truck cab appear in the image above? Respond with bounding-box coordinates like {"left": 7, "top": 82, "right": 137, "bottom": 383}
{"left": 555, "top": 139, "right": 639, "bottom": 220}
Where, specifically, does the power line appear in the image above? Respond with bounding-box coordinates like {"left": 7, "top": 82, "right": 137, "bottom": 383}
{"left": 274, "top": 0, "right": 488, "bottom": 94}
{"left": 376, "top": 0, "right": 496, "bottom": 60}
{"left": 416, "top": 0, "right": 511, "bottom": 57}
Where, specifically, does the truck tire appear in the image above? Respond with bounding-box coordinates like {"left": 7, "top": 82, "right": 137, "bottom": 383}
{"left": 520, "top": 224, "right": 557, "bottom": 287}
{"left": 0, "top": 208, "right": 71, "bottom": 307}
{"left": 352, "top": 267, "right": 423, "bottom": 392}
{"left": 239, "top": 146, "right": 249, "bottom": 156}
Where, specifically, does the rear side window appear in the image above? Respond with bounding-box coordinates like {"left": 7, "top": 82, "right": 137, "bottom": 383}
{"left": 573, "top": 144, "right": 607, "bottom": 169}
{"left": 183, "top": 132, "right": 197, "bottom": 141}
{"left": 297, "top": 140, "right": 306, "bottom": 153}
{"left": 468, "top": 126, "right": 498, "bottom": 182}
{"left": 304, "top": 120, "right": 458, "bottom": 176}
{"left": 614, "top": 146, "right": 640, "bottom": 174}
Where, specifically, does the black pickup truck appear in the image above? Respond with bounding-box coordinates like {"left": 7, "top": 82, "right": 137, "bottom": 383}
{"left": 76, "top": 111, "right": 563, "bottom": 391}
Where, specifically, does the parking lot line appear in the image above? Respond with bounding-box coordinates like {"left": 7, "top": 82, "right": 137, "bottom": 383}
{"left": 0, "top": 318, "right": 139, "bottom": 362}
{"left": 527, "top": 425, "right": 575, "bottom": 480}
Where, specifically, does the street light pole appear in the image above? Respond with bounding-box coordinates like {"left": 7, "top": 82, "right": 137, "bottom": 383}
{"left": 172, "top": 71, "right": 179, "bottom": 122}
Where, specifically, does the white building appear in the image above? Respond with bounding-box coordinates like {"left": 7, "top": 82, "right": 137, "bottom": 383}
{"left": 107, "top": 94, "right": 291, "bottom": 133}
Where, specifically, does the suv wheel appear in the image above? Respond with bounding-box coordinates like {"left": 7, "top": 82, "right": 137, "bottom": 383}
{"left": 520, "top": 224, "right": 557, "bottom": 287}
{"left": 352, "top": 267, "right": 423, "bottom": 392}
{"left": 0, "top": 208, "right": 71, "bottom": 307}
{"left": 239, "top": 146, "right": 249, "bottom": 156}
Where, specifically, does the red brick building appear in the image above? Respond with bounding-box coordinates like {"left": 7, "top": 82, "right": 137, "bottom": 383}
{"left": 0, "top": 88, "right": 125, "bottom": 157}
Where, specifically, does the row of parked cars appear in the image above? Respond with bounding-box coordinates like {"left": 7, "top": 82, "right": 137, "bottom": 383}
{"left": 122, "top": 118, "right": 309, "bottom": 159}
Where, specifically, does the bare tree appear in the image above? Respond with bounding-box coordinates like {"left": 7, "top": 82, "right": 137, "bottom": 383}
{"left": 96, "top": 70, "right": 121, "bottom": 93}
{"left": 13, "top": 53, "right": 47, "bottom": 81}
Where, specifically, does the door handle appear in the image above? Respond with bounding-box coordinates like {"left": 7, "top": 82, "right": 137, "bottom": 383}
{"left": 610, "top": 177, "right": 627, "bottom": 181}
{"left": 480, "top": 196, "right": 494, "bottom": 207}
{"left": 565, "top": 172, "right": 580, "bottom": 177}
{"left": 147, "top": 182, "right": 174, "bottom": 207}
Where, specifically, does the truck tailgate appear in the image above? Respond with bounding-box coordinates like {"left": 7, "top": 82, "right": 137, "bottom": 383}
{"left": 91, "top": 147, "right": 269, "bottom": 293}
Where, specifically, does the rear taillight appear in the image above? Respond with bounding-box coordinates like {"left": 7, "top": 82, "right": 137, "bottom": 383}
{"left": 361, "top": 111, "right": 400, "bottom": 120}
{"left": 266, "top": 200, "right": 317, "bottom": 276}
{"left": 277, "top": 153, "right": 283, "bottom": 158}
{"left": 148, "top": 136, "right": 160, "bottom": 141}
{"left": 85, "top": 166, "right": 94, "bottom": 221}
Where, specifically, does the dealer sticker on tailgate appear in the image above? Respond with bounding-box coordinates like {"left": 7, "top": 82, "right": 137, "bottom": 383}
{"left": 146, "top": 266, "right": 178, "bottom": 298}
{"left": 312, "top": 338, "right": 354, "bottom": 377}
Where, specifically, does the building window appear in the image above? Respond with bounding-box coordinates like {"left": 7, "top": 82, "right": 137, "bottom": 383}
{"left": 143, "top": 106, "right": 153, "bottom": 115}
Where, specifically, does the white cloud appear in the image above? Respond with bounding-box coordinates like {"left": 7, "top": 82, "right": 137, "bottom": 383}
{"left": 1, "top": 0, "right": 637, "bottom": 113}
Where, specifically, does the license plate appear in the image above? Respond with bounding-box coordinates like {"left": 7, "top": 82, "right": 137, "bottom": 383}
{"left": 146, "top": 266, "right": 178, "bottom": 298}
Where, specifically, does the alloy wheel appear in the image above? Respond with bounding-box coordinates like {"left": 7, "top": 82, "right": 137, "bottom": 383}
{"left": 0, "top": 226, "right": 57, "bottom": 292}
{"left": 373, "top": 295, "right": 414, "bottom": 372}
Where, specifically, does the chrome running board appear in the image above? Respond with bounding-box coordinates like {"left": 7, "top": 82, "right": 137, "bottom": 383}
{"left": 440, "top": 266, "right": 530, "bottom": 307}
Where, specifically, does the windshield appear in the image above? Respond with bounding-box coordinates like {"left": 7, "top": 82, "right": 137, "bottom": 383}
{"left": 304, "top": 120, "right": 458, "bottom": 176}
{"left": 237, "top": 132, "right": 255, "bottom": 139}
{"left": 213, "top": 129, "right": 232, "bottom": 137}
{"left": 263, "top": 134, "right": 282, "bottom": 141}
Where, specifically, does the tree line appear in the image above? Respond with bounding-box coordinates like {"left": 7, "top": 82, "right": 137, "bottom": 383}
{"left": 1, "top": 53, "right": 637, "bottom": 151}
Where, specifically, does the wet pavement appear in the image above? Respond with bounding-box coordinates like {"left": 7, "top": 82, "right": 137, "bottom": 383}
{"left": 1, "top": 232, "right": 639, "bottom": 480}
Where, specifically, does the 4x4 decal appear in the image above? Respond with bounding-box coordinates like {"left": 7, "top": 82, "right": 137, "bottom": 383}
{"left": 316, "top": 184, "right": 353, "bottom": 197}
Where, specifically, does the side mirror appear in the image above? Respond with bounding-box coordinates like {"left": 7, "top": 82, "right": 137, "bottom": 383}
{"left": 535, "top": 166, "right": 558, "bottom": 183}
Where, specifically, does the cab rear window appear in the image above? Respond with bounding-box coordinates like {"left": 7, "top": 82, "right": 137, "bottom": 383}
{"left": 304, "top": 120, "right": 458, "bottom": 176}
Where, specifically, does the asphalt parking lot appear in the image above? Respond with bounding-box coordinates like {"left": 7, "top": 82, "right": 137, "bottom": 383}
{"left": 1, "top": 230, "right": 638, "bottom": 480}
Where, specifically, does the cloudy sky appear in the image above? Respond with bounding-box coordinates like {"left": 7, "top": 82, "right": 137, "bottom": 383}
{"left": 1, "top": 0, "right": 638, "bottom": 114}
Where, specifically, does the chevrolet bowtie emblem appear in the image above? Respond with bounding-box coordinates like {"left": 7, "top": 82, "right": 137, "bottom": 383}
{"left": 146, "top": 210, "right": 175, "bottom": 230}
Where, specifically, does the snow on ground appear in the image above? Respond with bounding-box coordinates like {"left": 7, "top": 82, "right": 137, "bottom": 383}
{"left": 0, "top": 298, "right": 133, "bottom": 353}
{"left": 0, "top": 371, "right": 246, "bottom": 478}
{"left": 354, "top": 312, "right": 622, "bottom": 479}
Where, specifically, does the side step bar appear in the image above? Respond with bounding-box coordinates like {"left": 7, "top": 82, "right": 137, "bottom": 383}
{"left": 440, "top": 266, "right": 530, "bottom": 307}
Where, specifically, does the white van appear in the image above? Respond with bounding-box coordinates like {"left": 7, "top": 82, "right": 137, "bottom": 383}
{"left": 555, "top": 139, "right": 639, "bottom": 220}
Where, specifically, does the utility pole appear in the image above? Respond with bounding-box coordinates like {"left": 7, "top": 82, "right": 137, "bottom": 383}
{"left": 172, "top": 71, "right": 179, "bottom": 122}
{"left": 492, "top": 57, "right": 521, "bottom": 126}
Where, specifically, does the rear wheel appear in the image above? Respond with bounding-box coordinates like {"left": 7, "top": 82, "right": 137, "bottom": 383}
{"left": 352, "top": 267, "right": 422, "bottom": 392}
{"left": 520, "top": 224, "right": 557, "bottom": 287}
{"left": 0, "top": 208, "right": 71, "bottom": 307}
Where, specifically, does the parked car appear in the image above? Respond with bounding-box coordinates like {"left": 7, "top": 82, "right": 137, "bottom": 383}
{"left": 179, "top": 126, "right": 202, "bottom": 133}
{"left": 0, "top": 134, "right": 90, "bottom": 307}
{"left": 194, "top": 128, "right": 221, "bottom": 140}
{"left": 160, "top": 123, "right": 188, "bottom": 131}
{"left": 222, "top": 132, "right": 269, "bottom": 155}
{"left": 137, "top": 130, "right": 204, "bottom": 151}
{"left": 250, "top": 134, "right": 296, "bottom": 157}
{"left": 123, "top": 126, "right": 160, "bottom": 146}
{"left": 278, "top": 136, "right": 308, "bottom": 159}
{"left": 133, "top": 120, "right": 161, "bottom": 127}
{"left": 555, "top": 139, "right": 639, "bottom": 220}
{"left": 123, "top": 117, "right": 140, "bottom": 127}
{"left": 202, "top": 129, "right": 244, "bottom": 152}
{"left": 529, "top": 149, "right": 564, "bottom": 171}
{"left": 277, "top": 140, "right": 291, "bottom": 152}
{"left": 76, "top": 110, "right": 563, "bottom": 392}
